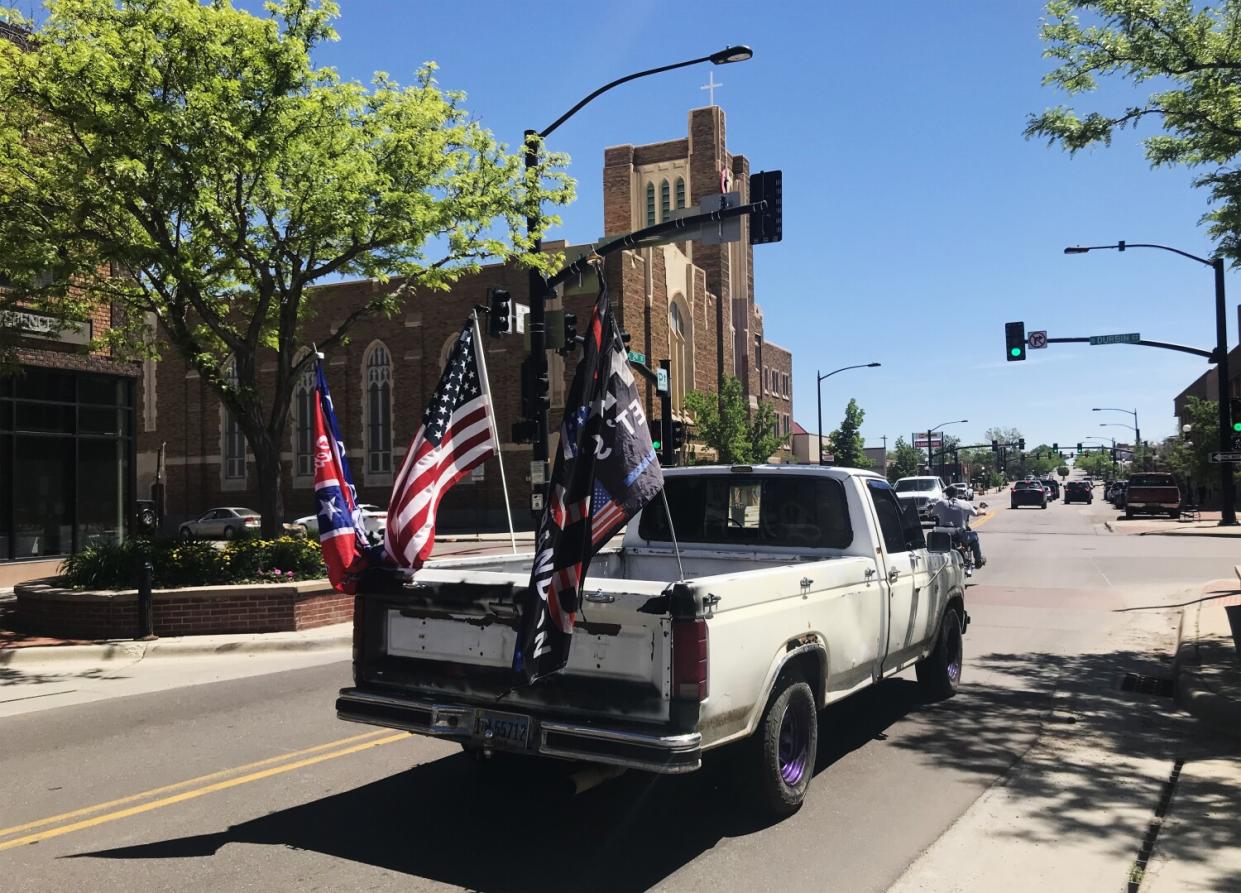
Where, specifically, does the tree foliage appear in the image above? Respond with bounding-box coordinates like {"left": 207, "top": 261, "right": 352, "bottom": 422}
{"left": 1027, "top": 1, "right": 1241, "bottom": 261}
{"left": 0, "top": 0, "right": 572, "bottom": 533}
{"left": 829, "top": 398, "right": 870, "bottom": 468}
{"left": 683, "top": 376, "right": 783, "bottom": 465}
{"left": 887, "top": 436, "right": 923, "bottom": 483}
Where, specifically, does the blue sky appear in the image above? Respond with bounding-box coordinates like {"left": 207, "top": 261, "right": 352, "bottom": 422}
{"left": 229, "top": 3, "right": 1241, "bottom": 446}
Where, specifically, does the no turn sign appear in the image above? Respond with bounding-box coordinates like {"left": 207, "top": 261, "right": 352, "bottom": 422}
{"left": 1028, "top": 330, "right": 1048, "bottom": 350}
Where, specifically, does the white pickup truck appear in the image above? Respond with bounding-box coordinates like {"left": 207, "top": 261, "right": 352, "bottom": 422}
{"left": 337, "top": 465, "right": 968, "bottom": 817}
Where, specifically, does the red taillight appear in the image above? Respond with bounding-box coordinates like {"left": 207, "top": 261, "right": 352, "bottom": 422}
{"left": 245, "top": 517, "right": 259, "bottom": 526}
{"left": 672, "top": 618, "right": 709, "bottom": 700}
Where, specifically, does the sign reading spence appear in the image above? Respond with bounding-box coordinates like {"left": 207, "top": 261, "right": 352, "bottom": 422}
{"left": 0, "top": 309, "right": 92, "bottom": 346}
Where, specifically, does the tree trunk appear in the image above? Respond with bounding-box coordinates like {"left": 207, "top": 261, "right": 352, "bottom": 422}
{"left": 253, "top": 440, "right": 285, "bottom": 538}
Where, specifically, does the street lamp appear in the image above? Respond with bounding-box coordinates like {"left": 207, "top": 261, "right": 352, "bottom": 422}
{"left": 816, "top": 363, "right": 881, "bottom": 465}
{"left": 523, "top": 47, "right": 754, "bottom": 508}
{"left": 1092, "top": 407, "right": 1140, "bottom": 453}
{"left": 1065, "top": 241, "right": 1236, "bottom": 524}
{"left": 1084, "top": 434, "right": 1118, "bottom": 478}
{"left": 926, "top": 419, "right": 968, "bottom": 476}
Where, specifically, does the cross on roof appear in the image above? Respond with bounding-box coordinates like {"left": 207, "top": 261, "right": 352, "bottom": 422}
{"left": 700, "top": 71, "right": 722, "bottom": 106}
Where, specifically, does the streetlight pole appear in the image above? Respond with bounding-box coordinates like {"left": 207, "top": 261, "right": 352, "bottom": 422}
{"left": 816, "top": 363, "right": 881, "bottom": 465}
{"left": 1093, "top": 407, "right": 1140, "bottom": 458}
{"left": 1065, "top": 241, "right": 1236, "bottom": 524}
{"left": 523, "top": 46, "right": 753, "bottom": 509}
{"left": 926, "top": 419, "right": 968, "bottom": 476}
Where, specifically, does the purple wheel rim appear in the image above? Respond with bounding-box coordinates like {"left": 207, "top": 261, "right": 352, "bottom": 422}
{"left": 945, "top": 615, "right": 963, "bottom": 684}
{"left": 778, "top": 701, "right": 809, "bottom": 786}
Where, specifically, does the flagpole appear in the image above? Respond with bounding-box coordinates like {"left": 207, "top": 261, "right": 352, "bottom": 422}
{"left": 472, "top": 311, "right": 519, "bottom": 555}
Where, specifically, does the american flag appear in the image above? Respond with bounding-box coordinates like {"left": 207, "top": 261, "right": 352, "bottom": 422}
{"left": 384, "top": 321, "right": 496, "bottom": 569}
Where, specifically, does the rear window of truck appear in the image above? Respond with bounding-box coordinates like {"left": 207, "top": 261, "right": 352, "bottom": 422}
{"left": 1128, "top": 474, "right": 1175, "bottom": 487}
{"left": 639, "top": 475, "right": 853, "bottom": 549}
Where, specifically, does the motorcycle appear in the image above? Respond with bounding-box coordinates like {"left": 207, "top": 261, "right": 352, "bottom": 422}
{"left": 936, "top": 501, "right": 987, "bottom": 577}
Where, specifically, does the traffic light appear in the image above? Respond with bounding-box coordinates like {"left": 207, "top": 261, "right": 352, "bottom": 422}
{"left": 487, "top": 288, "right": 511, "bottom": 337}
{"left": 749, "top": 170, "right": 783, "bottom": 244}
{"left": 1230, "top": 396, "right": 1241, "bottom": 434}
{"left": 991, "top": 439, "right": 999, "bottom": 452}
{"left": 1005, "top": 321, "right": 1026, "bottom": 362}
{"left": 648, "top": 420, "right": 662, "bottom": 451}
{"left": 519, "top": 356, "right": 549, "bottom": 420}
{"left": 1052, "top": 442, "right": 1058, "bottom": 452}
{"left": 560, "top": 312, "right": 578, "bottom": 357}
{"left": 669, "top": 420, "right": 686, "bottom": 451}
{"left": 1018, "top": 438, "right": 1025, "bottom": 451}
{"left": 1077, "top": 442, "right": 1083, "bottom": 452}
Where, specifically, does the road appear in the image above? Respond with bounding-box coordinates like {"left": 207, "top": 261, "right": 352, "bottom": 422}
{"left": 1, "top": 488, "right": 1235, "bottom": 892}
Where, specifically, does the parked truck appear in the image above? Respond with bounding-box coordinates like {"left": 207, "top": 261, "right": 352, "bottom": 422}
{"left": 1124, "top": 472, "right": 1181, "bottom": 519}
{"left": 337, "top": 465, "right": 969, "bottom": 818}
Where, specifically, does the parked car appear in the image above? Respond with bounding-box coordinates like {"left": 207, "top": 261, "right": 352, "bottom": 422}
{"left": 950, "top": 481, "right": 974, "bottom": 501}
{"left": 1063, "top": 481, "right": 1092, "bottom": 504}
{"left": 894, "top": 475, "right": 948, "bottom": 520}
{"left": 338, "top": 465, "right": 968, "bottom": 820}
{"left": 295, "top": 503, "right": 387, "bottom": 543}
{"left": 1124, "top": 473, "right": 1181, "bottom": 519}
{"left": 1010, "top": 480, "right": 1048, "bottom": 509}
{"left": 1108, "top": 481, "right": 1129, "bottom": 508}
{"left": 179, "top": 507, "right": 261, "bottom": 539}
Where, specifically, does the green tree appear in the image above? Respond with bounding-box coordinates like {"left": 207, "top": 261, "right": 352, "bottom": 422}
{"left": 684, "top": 376, "right": 783, "bottom": 465}
{"left": 0, "top": 1, "right": 571, "bottom": 534}
{"left": 829, "top": 398, "right": 870, "bottom": 469}
{"left": 887, "top": 436, "right": 923, "bottom": 483}
{"left": 1058, "top": 465, "right": 1071, "bottom": 479}
{"left": 1027, "top": 1, "right": 1241, "bottom": 261}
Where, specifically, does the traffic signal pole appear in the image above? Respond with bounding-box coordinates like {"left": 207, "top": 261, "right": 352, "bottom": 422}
{"left": 1214, "top": 258, "right": 1237, "bottom": 525}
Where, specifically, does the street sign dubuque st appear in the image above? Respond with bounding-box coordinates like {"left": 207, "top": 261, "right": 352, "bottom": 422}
{"left": 1089, "top": 332, "right": 1140, "bottom": 346}
{"left": 1209, "top": 451, "right": 1241, "bottom": 463}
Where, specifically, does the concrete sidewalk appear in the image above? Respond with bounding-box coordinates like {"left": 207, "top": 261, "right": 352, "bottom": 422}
{"left": 1173, "top": 579, "right": 1241, "bottom": 740}
{"left": 1104, "top": 512, "right": 1241, "bottom": 538}
{"left": 0, "top": 621, "right": 351, "bottom": 667}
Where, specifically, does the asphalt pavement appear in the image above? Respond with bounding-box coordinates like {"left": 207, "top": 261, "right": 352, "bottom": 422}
{"left": 1, "top": 489, "right": 1237, "bottom": 892}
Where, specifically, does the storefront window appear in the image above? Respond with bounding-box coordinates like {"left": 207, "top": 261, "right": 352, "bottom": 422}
{"left": 0, "top": 367, "right": 134, "bottom": 560}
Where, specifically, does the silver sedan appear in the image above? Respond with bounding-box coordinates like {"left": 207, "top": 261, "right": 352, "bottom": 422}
{"left": 179, "top": 507, "right": 261, "bottom": 540}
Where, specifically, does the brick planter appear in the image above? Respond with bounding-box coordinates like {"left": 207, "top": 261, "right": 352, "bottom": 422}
{"left": 13, "top": 578, "right": 352, "bottom": 640}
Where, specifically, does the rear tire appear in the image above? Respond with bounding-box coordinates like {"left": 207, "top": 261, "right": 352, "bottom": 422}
{"left": 748, "top": 675, "right": 817, "bottom": 821}
{"left": 916, "top": 608, "right": 963, "bottom": 700}
{"left": 222, "top": 525, "right": 235, "bottom": 540}
{"left": 1124, "top": 508, "right": 1133, "bottom": 519}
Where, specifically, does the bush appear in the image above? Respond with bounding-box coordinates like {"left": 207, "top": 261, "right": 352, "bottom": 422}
{"left": 60, "top": 536, "right": 326, "bottom": 591}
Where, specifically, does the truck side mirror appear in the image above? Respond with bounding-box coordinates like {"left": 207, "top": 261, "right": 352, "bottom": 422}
{"left": 926, "top": 530, "right": 953, "bottom": 553}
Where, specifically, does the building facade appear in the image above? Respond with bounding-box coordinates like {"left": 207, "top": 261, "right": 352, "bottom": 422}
{"left": 0, "top": 286, "right": 139, "bottom": 572}
{"left": 138, "top": 106, "right": 794, "bottom": 530}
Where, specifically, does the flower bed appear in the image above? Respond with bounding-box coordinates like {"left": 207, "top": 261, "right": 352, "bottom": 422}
{"left": 59, "top": 536, "right": 325, "bottom": 591}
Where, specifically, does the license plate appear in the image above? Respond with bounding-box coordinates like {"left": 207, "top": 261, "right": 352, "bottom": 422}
{"left": 473, "top": 709, "right": 531, "bottom": 749}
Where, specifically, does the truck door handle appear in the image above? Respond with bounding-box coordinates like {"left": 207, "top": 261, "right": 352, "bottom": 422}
{"left": 584, "top": 591, "right": 615, "bottom": 604}
{"left": 888, "top": 568, "right": 901, "bottom": 584}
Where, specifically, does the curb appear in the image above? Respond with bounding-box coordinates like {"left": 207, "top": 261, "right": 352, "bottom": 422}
{"left": 0, "top": 630, "right": 351, "bottom": 667}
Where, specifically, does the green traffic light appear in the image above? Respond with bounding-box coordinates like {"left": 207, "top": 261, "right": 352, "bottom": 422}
{"left": 1233, "top": 423, "right": 1241, "bottom": 433}
{"left": 1010, "top": 347, "right": 1022, "bottom": 357}
{"left": 652, "top": 440, "right": 662, "bottom": 450}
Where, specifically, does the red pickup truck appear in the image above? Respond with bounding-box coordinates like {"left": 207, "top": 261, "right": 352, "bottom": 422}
{"left": 1124, "top": 473, "right": 1181, "bottom": 519}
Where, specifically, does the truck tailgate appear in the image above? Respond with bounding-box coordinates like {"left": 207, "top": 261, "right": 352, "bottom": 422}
{"left": 353, "top": 565, "right": 673, "bottom": 725}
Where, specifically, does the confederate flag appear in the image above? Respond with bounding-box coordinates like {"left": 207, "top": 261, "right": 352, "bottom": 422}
{"left": 513, "top": 276, "right": 664, "bottom": 684}
{"left": 384, "top": 321, "right": 497, "bottom": 569}
{"left": 313, "top": 360, "right": 369, "bottom": 593}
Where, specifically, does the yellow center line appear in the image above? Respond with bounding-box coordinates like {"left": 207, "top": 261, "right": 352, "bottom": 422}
{"left": 0, "top": 728, "right": 392, "bottom": 840}
{"left": 972, "top": 512, "right": 998, "bottom": 530}
{"left": 0, "top": 732, "right": 409, "bottom": 851}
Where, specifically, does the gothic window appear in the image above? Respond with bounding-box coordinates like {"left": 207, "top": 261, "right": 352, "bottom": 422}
{"left": 675, "top": 177, "right": 686, "bottom": 209}
{"left": 669, "top": 296, "right": 691, "bottom": 411}
{"left": 660, "top": 179, "right": 671, "bottom": 221}
{"left": 646, "top": 182, "right": 656, "bottom": 226}
{"left": 223, "top": 360, "right": 245, "bottom": 480}
{"left": 364, "top": 342, "right": 392, "bottom": 475}
{"left": 293, "top": 362, "right": 316, "bottom": 477}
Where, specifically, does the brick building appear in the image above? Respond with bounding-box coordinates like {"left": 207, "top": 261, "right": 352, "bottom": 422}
{"left": 138, "top": 106, "right": 794, "bottom": 530}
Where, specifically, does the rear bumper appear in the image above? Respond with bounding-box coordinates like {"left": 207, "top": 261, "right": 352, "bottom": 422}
{"left": 336, "top": 687, "right": 702, "bottom": 775}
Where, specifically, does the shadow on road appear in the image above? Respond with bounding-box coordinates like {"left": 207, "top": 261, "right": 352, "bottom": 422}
{"left": 69, "top": 646, "right": 1238, "bottom": 892}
